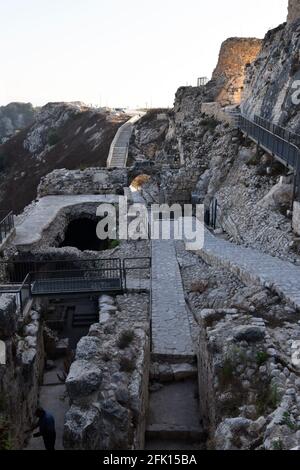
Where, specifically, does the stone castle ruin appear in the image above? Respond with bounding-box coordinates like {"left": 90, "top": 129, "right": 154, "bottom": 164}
{"left": 2, "top": 0, "right": 300, "bottom": 453}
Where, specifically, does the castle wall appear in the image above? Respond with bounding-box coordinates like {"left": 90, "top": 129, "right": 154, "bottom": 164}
{"left": 212, "top": 38, "right": 262, "bottom": 106}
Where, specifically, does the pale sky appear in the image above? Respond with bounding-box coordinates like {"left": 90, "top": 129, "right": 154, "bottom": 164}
{"left": 0, "top": 0, "right": 288, "bottom": 109}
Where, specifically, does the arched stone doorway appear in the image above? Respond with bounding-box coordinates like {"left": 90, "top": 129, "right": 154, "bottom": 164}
{"left": 60, "top": 218, "right": 109, "bottom": 251}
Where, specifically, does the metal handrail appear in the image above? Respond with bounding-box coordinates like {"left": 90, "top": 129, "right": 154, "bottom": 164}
{"left": 0, "top": 257, "right": 122, "bottom": 283}
{"left": 0, "top": 256, "right": 152, "bottom": 313}
{"left": 239, "top": 114, "right": 300, "bottom": 172}
{"left": 122, "top": 257, "right": 151, "bottom": 291}
{"left": 0, "top": 211, "right": 14, "bottom": 244}
{"left": 254, "top": 115, "right": 300, "bottom": 149}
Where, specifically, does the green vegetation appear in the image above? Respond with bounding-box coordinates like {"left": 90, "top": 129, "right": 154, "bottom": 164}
{"left": 256, "top": 351, "right": 269, "bottom": 366}
{"left": 219, "top": 357, "right": 235, "bottom": 388}
{"left": 272, "top": 439, "right": 284, "bottom": 451}
{"left": 117, "top": 330, "right": 135, "bottom": 350}
{"left": 200, "top": 117, "right": 220, "bottom": 131}
{"left": 47, "top": 129, "right": 61, "bottom": 146}
{"left": 0, "top": 417, "right": 12, "bottom": 450}
{"left": 108, "top": 240, "right": 120, "bottom": 249}
{"left": 256, "top": 384, "right": 279, "bottom": 416}
{"left": 280, "top": 412, "right": 300, "bottom": 431}
{"left": 247, "top": 153, "right": 260, "bottom": 166}
{"left": 120, "top": 355, "right": 136, "bottom": 373}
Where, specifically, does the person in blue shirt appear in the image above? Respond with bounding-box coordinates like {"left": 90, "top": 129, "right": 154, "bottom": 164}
{"left": 32, "top": 407, "right": 56, "bottom": 450}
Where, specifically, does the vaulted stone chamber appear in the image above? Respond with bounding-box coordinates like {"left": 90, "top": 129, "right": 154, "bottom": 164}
{"left": 60, "top": 217, "right": 109, "bottom": 251}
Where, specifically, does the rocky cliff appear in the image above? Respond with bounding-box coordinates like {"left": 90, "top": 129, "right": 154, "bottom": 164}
{"left": 0, "top": 103, "right": 36, "bottom": 144}
{"left": 0, "top": 102, "right": 128, "bottom": 214}
{"left": 241, "top": 19, "right": 300, "bottom": 132}
{"left": 129, "top": 22, "right": 300, "bottom": 261}
{"left": 288, "top": 0, "right": 300, "bottom": 23}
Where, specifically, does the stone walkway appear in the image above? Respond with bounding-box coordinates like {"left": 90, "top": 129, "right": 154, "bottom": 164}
{"left": 200, "top": 228, "right": 300, "bottom": 310}
{"left": 107, "top": 115, "right": 142, "bottom": 168}
{"left": 151, "top": 238, "right": 194, "bottom": 359}
{"left": 146, "top": 379, "right": 203, "bottom": 450}
{"left": 25, "top": 360, "right": 68, "bottom": 450}
{"left": 127, "top": 189, "right": 195, "bottom": 359}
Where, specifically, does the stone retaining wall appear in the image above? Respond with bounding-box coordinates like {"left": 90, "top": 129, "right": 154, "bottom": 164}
{"left": 0, "top": 295, "right": 44, "bottom": 449}
{"left": 64, "top": 293, "right": 150, "bottom": 450}
{"left": 201, "top": 103, "right": 237, "bottom": 127}
{"left": 38, "top": 168, "right": 128, "bottom": 197}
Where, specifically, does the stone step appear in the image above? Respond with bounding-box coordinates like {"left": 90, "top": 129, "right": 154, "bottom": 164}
{"left": 146, "top": 424, "right": 206, "bottom": 442}
{"left": 151, "top": 353, "right": 196, "bottom": 365}
{"left": 150, "top": 362, "right": 198, "bottom": 383}
{"left": 72, "top": 313, "right": 98, "bottom": 327}
{"left": 145, "top": 438, "right": 204, "bottom": 450}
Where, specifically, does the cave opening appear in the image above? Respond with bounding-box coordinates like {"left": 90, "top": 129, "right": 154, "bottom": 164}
{"left": 60, "top": 218, "right": 109, "bottom": 251}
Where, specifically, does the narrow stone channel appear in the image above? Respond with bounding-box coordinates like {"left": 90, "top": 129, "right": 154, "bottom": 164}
{"left": 145, "top": 219, "right": 205, "bottom": 449}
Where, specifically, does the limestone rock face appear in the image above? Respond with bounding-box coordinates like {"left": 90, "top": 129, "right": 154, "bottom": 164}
{"left": 233, "top": 326, "right": 266, "bottom": 343}
{"left": 0, "top": 102, "right": 35, "bottom": 144}
{"left": 258, "top": 181, "right": 293, "bottom": 211}
{"left": 215, "top": 418, "right": 255, "bottom": 450}
{"left": 0, "top": 102, "right": 127, "bottom": 214}
{"left": 241, "top": 19, "right": 300, "bottom": 133}
{"left": 288, "top": 0, "right": 300, "bottom": 23}
{"left": 212, "top": 38, "right": 262, "bottom": 106}
{"left": 0, "top": 294, "right": 17, "bottom": 337}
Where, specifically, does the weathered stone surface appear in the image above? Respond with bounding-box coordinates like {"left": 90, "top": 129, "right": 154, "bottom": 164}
{"left": 233, "top": 326, "right": 265, "bottom": 343}
{"left": 293, "top": 201, "right": 300, "bottom": 236}
{"left": 259, "top": 182, "right": 293, "bottom": 211}
{"left": 0, "top": 102, "right": 35, "bottom": 143}
{"left": 38, "top": 168, "right": 128, "bottom": 198}
{"left": 212, "top": 38, "right": 262, "bottom": 106}
{"left": 242, "top": 18, "right": 300, "bottom": 135}
{"left": 0, "top": 294, "right": 17, "bottom": 337}
{"left": 75, "top": 337, "right": 101, "bottom": 361}
{"left": 215, "top": 418, "right": 255, "bottom": 450}
{"left": 64, "top": 293, "right": 150, "bottom": 450}
{"left": 0, "top": 305, "right": 44, "bottom": 449}
{"left": 64, "top": 405, "right": 101, "bottom": 450}
{"left": 66, "top": 360, "right": 102, "bottom": 400}
{"left": 287, "top": 0, "right": 300, "bottom": 23}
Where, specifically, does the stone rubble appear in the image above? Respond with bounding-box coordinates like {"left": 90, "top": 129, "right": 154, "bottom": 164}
{"left": 64, "top": 293, "right": 150, "bottom": 450}
{"left": 0, "top": 295, "right": 44, "bottom": 449}
{"left": 177, "top": 242, "right": 300, "bottom": 450}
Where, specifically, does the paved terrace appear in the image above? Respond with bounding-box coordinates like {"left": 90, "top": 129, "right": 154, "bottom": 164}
{"left": 199, "top": 227, "right": 300, "bottom": 310}
{"left": 15, "top": 195, "right": 119, "bottom": 248}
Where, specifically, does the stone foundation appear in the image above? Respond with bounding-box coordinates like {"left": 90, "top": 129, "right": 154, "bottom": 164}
{"left": 64, "top": 293, "right": 150, "bottom": 450}
{"left": 293, "top": 201, "right": 300, "bottom": 236}
{"left": 38, "top": 168, "right": 128, "bottom": 197}
{"left": 195, "top": 307, "right": 300, "bottom": 450}
{"left": 0, "top": 295, "right": 44, "bottom": 449}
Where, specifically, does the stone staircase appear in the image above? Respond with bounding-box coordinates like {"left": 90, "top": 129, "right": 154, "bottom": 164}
{"left": 72, "top": 311, "right": 99, "bottom": 328}
{"left": 145, "top": 359, "right": 205, "bottom": 450}
{"left": 107, "top": 115, "right": 142, "bottom": 168}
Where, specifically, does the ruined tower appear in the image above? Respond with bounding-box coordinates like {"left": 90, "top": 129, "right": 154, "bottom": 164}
{"left": 211, "top": 37, "right": 262, "bottom": 106}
